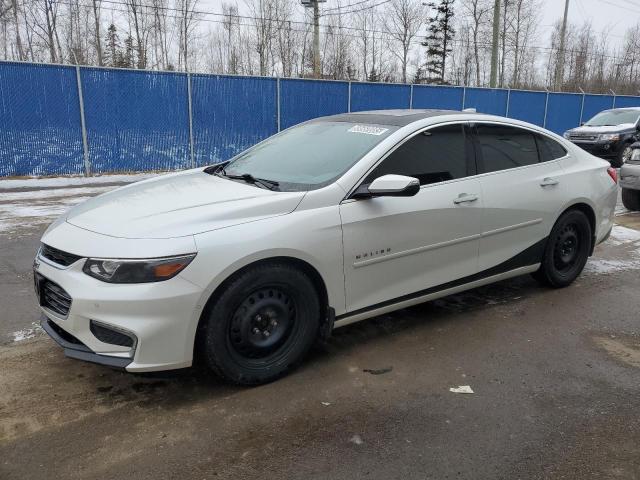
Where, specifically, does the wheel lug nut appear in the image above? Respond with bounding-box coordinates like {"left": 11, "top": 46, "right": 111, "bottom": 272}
{"left": 263, "top": 330, "right": 270, "bottom": 337}
{"left": 252, "top": 327, "right": 260, "bottom": 335}
{"left": 270, "top": 319, "right": 278, "bottom": 327}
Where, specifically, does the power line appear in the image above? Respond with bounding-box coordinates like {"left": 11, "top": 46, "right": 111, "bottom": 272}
{"left": 45, "top": 0, "right": 640, "bottom": 66}
{"left": 323, "top": 0, "right": 378, "bottom": 12}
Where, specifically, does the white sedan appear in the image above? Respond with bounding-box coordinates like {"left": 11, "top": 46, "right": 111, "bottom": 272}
{"left": 35, "top": 109, "right": 618, "bottom": 384}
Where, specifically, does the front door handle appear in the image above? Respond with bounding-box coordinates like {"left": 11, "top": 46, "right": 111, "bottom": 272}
{"left": 540, "top": 177, "right": 559, "bottom": 187}
{"left": 453, "top": 193, "right": 479, "bottom": 204}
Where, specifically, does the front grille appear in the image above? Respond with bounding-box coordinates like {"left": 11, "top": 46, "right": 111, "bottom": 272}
{"left": 569, "top": 134, "right": 598, "bottom": 142}
{"left": 35, "top": 274, "right": 72, "bottom": 317}
{"left": 90, "top": 321, "right": 135, "bottom": 348}
{"left": 40, "top": 244, "right": 82, "bottom": 267}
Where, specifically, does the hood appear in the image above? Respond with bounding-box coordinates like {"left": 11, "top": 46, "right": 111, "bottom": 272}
{"left": 64, "top": 169, "right": 306, "bottom": 239}
{"left": 568, "top": 123, "right": 636, "bottom": 134}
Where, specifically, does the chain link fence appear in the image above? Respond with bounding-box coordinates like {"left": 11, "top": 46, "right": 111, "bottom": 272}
{"left": 1, "top": 60, "right": 639, "bottom": 177}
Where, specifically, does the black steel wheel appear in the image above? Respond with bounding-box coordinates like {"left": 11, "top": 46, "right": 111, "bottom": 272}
{"left": 227, "top": 287, "right": 297, "bottom": 363}
{"left": 532, "top": 209, "right": 592, "bottom": 288}
{"left": 198, "top": 263, "right": 321, "bottom": 385}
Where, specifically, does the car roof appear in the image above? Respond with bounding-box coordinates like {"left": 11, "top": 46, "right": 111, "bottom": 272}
{"left": 314, "top": 109, "right": 471, "bottom": 127}
{"left": 603, "top": 107, "right": 640, "bottom": 112}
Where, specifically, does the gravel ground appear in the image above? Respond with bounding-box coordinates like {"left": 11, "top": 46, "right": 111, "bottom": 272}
{"left": 0, "top": 177, "right": 639, "bottom": 480}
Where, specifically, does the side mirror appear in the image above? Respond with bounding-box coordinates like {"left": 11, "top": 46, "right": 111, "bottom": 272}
{"left": 353, "top": 174, "right": 420, "bottom": 199}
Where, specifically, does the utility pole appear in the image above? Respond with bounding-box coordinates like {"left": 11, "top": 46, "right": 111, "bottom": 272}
{"left": 489, "top": 0, "right": 500, "bottom": 88}
{"left": 302, "top": 0, "right": 325, "bottom": 78}
{"left": 554, "top": 0, "right": 570, "bottom": 91}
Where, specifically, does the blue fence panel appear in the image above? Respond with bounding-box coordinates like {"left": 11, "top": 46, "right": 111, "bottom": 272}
{"left": 614, "top": 95, "right": 640, "bottom": 109}
{"left": 582, "top": 95, "right": 614, "bottom": 123}
{"left": 81, "top": 68, "right": 190, "bottom": 173}
{"left": 280, "top": 79, "right": 349, "bottom": 129}
{"left": 412, "top": 85, "right": 464, "bottom": 110}
{"left": 0, "top": 62, "right": 84, "bottom": 176}
{"left": 192, "top": 75, "right": 277, "bottom": 166}
{"left": 506, "top": 90, "right": 547, "bottom": 126}
{"left": 463, "top": 88, "right": 508, "bottom": 115}
{"left": 545, "top": 93, "right": 583, "bottom": 134}
{"left": 350, "top": 83, "right": 411, "bottom": 112}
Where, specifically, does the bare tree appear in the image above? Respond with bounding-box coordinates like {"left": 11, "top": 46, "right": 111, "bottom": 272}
{"left": 382, "top": 0, "right": 422, "bottom": 83}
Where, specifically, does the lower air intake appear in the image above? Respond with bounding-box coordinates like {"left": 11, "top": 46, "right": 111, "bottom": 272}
{"left": 90, "top": 321, "right": 136, "bottom": 348}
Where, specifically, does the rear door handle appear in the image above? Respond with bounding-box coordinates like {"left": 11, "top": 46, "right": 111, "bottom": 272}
{"left": 453, "top": 193, "right": 479, "bottom": 204}
{"left": 540, "top": 177, "right": 559, "bottom": 187}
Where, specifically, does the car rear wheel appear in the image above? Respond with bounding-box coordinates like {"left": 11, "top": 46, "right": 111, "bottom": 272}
{"left": 198, "top": 263, "right": 321, "bottom": 385}
{"left": 532, "top": 210, "right": 592, "bottom": 288}
{"left": 622, "top": 188, "right": 640, "bottom": 211}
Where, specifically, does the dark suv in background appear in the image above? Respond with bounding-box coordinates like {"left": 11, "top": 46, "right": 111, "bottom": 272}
{"left": 564, "top": 107, "right": 640, "bottom": 167}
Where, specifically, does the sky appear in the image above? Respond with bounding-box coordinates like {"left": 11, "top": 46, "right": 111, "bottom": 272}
{"left": 197, "top": 0, "right": 640, "bottom": 48}
{"left": 538, "top": 0, "right": 639, "bottom": 46}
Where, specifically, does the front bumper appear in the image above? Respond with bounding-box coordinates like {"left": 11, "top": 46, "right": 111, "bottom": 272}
{"left": 35, "top": 253, "right": 204, "bottom": 372}
{"left": 620, "top": 163, "right": 640, "bottom": 190}
{"left": 40, "top": 316, "right": 132, "bottom": 369}
{"left": 572, "top": 141, "right": 622, "bottom": 159}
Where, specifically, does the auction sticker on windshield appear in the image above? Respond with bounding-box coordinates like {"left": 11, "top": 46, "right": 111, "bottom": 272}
{"left": 348, "top": 125, "right": 389, "bottom": 136}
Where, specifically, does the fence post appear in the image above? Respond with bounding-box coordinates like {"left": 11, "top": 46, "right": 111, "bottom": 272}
{"left": 543, "top": 89, "right": 550, "bottom": 128}
{"left": 348, "top": 81, "right": 352, "bottom": 112}
{"left": 505, "top": 88, "right": 511, "bottom": 117}
{"left": 75, "top": 65, "right": 91, "bottom": 176}
{"left": 578, "top": 87, "right": 585, "bottom": 125}
{"left": 462, "top": 86, "right": 467, "bottom": 109}
{"left": 409, "top": 84, "right": 414, "bottom": 109}
{"left": 187, "top": 72, "right": 195, "bottom": 169}
{"left": 276, "top": 77, "right": 281, "bottom": 132}
{"left": 610, "top": 89, "right": 617, "bottom": 108}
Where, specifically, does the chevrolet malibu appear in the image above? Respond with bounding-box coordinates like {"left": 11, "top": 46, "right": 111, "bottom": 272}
{"left": 35, "top": 109, "right": 618, "bottom": 385}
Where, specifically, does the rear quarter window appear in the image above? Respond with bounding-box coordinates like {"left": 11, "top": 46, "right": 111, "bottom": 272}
{"left": 537, "top": 134, "right": 567, "bottom": 162}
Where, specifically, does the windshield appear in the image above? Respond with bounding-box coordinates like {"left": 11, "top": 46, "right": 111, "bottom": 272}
{"left": 222, "top": 121, "right": 398, "bottom": 191}
{"left": 585, "top": 109, "right": 640, "bottom": 127}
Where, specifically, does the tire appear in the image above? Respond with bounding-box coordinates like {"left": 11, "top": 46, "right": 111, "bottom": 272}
{"left": 611, "top": 144, "right": 632, "bottom": 168}
{"left": 532, "top": 210, "right": 592, "bottom": 288}
{"left": 198, "top": 263, "right": 321, "bottom": 385}
{"left": 622, "top": 188, "right": 640, "bottom": 211}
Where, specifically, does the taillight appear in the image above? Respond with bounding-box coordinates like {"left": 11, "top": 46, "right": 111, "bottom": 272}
{"left": 607, "top": 167, "right": 618, "bottom": 184}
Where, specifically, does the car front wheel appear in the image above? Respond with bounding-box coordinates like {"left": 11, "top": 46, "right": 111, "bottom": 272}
{"left": 532, "top": 210, "right": 592, "bottom": 288}
{"left": 612, "top": 144, "right": 633, "bottom": 168}
{"left": 198, "top": 262, "right": 321, "bottom": 385}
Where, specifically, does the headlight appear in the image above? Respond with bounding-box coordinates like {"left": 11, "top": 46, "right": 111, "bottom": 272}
{"left": 83, "top": 254, "right": 196, "bottom": 283}
{"left": 563, "top": 132, "right": 571, "bottom": 139}
{"left": 598, "top": 133, "right": 620, "bottom": 142}
{"left": 632, "top": 148, "right": 640, "bottom": 162}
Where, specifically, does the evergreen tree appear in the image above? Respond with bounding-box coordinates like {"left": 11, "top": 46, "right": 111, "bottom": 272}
{"left": 104, "top": 24, "right": 121, "bottom": 67}
{"left": 421, "top": 0, "right": 455, "bottom": 85}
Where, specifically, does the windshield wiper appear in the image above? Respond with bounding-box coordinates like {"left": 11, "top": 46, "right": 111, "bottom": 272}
{"left": 216, "top": 169, "right": 280, "bottom": 191}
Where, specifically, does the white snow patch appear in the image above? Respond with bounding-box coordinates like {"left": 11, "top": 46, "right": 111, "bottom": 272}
{"left": 608, "top": 225, "right": 640, "bottom": 245}
{"left": 0, "top": 173, "right": 158, "bottom": 190}
{"left": 11, "top": 322, "right": 43, "bottom": 342}
{"left": 0, "top": 186, "right": 114, "bottom": 201}
{"left": 584, "top": 258, "right": 640, "bottom": 274}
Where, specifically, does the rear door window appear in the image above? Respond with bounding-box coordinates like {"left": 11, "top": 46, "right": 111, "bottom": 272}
{"left": 475, "top": 124, "right": 539, "bottom": 173}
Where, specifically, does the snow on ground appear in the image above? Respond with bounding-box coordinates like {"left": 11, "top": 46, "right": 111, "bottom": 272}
{"left": 607, "top": 225, "right": 640, "bottom": 245}
{"left": 0, "top": 173, "right": 159, "bottom": 236}
{"left": 584, "top": 224, "right": 640, "bottom": 274}
{"left": 11, "top": 322, "right": 43, "bottom": 343}
{"left": 0, "top": 173, "right": 158, "bottom": 190}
